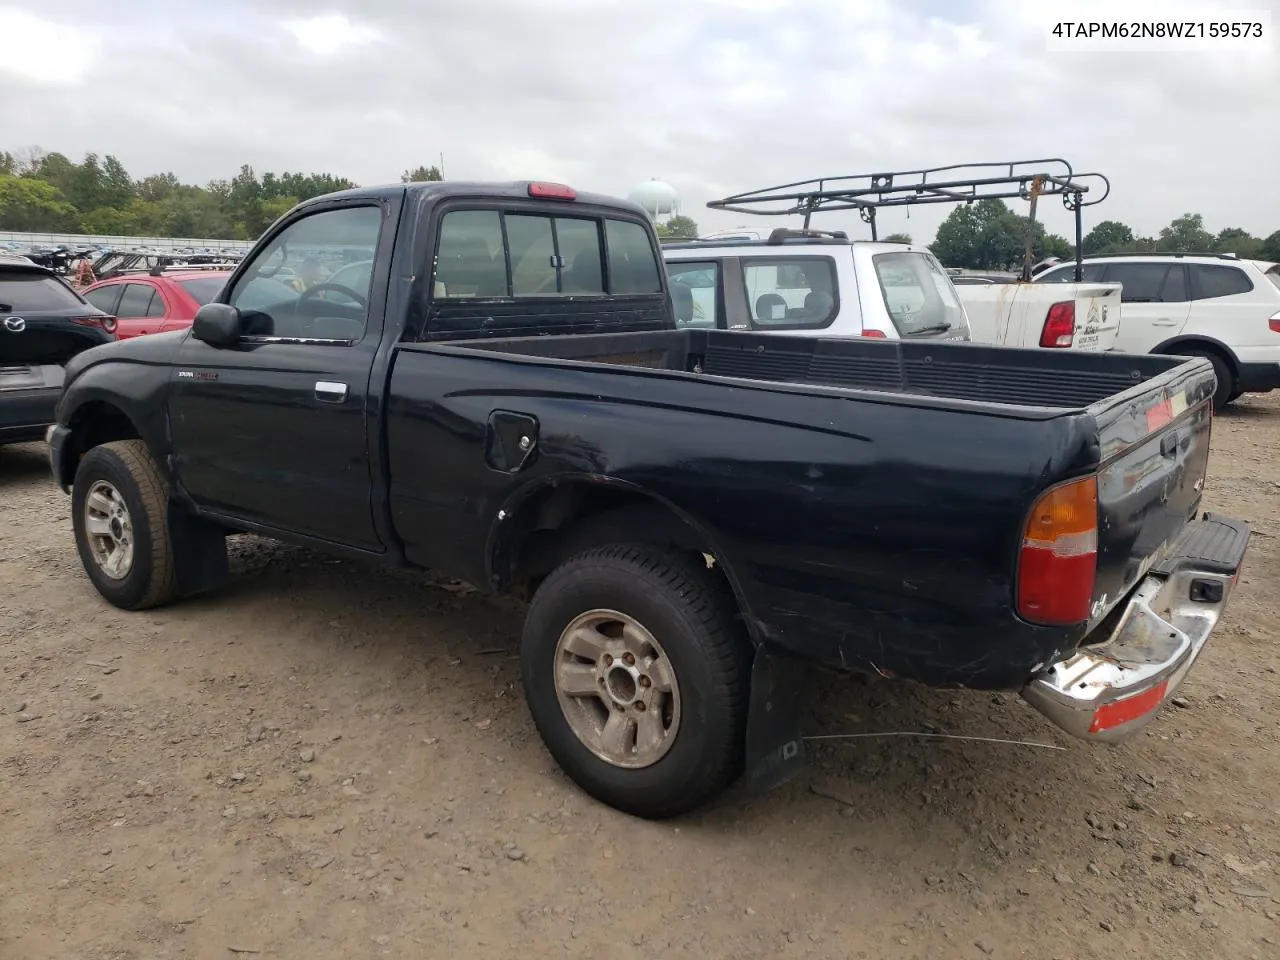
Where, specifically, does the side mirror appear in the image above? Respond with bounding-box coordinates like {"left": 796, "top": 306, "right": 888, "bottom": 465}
{"left": 192, "top": 303, "right": 241, "bottom": 347}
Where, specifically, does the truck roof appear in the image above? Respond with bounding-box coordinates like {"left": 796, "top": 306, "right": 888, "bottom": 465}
{"left": 295, "top": 180, "right": 652, "bottom": 219}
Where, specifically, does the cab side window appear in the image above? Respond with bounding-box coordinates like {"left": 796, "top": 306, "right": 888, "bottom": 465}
{"left": 227, "top": 205, "right": 383, "bottom": 342}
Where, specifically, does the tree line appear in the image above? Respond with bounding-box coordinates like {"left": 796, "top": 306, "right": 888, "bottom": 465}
{"left": 4, "top": 148, "right": 1277, "bottom": 268}
{"left": 0, "top": 147, "right": 443, "bottom": 241}
{"left": 927, "top": 198, "right": 1280, "bottom": 270}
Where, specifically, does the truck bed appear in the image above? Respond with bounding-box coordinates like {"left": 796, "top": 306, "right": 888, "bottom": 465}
{"left": 447, "top": 328, "right": 1192, "bottom": 412}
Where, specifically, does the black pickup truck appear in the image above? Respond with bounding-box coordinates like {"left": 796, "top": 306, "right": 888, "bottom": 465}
{"left": 47, "top": 181, "right": 1250, "bottom": 818}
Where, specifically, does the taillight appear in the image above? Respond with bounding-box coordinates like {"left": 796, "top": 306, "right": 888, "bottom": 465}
{"left": 860, "top": 329, "right": 886, "bottom": 338}
{"left": 1017, "top": 475, "right": 1098, "bottom": 626}
{"left": 72, "top": 315, "right": 116, "bottom": 335}
{"left": 1039, "top": 301, "right": 1076, "bottom": 348}
{"left": 1268, "top": 311, "right": 1280, "bottom": 333}
{"left": 528, "top": 182, "right": 576, "bottom": 200}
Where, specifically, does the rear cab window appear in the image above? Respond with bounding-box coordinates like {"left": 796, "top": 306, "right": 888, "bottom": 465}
{"left": 872, "top": 251, "right": 966, "bottom": 337}
{"left": 432, "top": 207, "right": 663, "bottom": 300}
{"left": 741, "top": 257, "right": 837, "bottom": 329}
{"left": 0, "top": 269, "right": 89, "bottom": 312}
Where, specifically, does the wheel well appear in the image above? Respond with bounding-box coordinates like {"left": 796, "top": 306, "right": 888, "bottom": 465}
{"left": 500, "top": 482, "right": 741, "bottom": 608}
{"left": 1154, "top": 338, "right": 1239, "bottom": 378}
{"left": 61, "top": 402, "right": 142, "bottom": 486}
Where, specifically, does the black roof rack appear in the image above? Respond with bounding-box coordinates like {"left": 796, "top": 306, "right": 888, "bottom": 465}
{"left": 1079, "top": 251, "right": 1240, "bottom": 261}
{"left": 707, "top": 159, "right": 1111, "bottom": 281}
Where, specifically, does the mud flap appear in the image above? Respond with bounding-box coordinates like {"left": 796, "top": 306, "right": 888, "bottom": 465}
{"left": 744, "top": 649, "right": 809, "bottom": 795}
{"left": 168, "top": 502, "right": 231, "bottom": 599}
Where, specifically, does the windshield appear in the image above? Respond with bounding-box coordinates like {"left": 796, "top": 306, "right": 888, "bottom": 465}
{"left": 871, "top": 252, "right": 966, "bottom": 337}
{"left": 0, "top": 270, "right": 87, "bottom": 312}
{"left": 178, "top": 276, "right": 230, "bottom": 306}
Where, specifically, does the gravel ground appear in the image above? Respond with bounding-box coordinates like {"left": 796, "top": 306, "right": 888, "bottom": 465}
{"left": 2, "top": 395, "right": 1278, "bottom": 960}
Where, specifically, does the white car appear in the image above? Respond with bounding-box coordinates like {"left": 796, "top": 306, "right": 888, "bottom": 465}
{"left": 1036, "top": 253, "right": 1280, "bottom": 407}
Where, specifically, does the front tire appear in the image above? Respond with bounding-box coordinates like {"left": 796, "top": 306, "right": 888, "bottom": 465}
{"left": 71, "top": 440, "right": 177, "bottom": 610}
{"left": 520, "top": 544, "right": 751, "bottom": 819}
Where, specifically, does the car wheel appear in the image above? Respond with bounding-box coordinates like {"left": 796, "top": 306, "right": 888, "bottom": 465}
{"left": 71, "top": 440, "right": 177, "bottom": 610}
{"left": 520, "top": 544, "right": 751, "bottom": 819}
{"left": 1181, "top": 349, "right": 1235, "bottom": 411}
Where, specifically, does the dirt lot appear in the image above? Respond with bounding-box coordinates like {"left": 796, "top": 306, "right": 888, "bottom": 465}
{"left": 2, "top": 397, "right": 1278, "bottom": 960}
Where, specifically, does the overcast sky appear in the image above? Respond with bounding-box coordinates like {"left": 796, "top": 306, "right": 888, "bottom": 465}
{"left": 1, "top": 0, "right": 1277, "bottom": 244}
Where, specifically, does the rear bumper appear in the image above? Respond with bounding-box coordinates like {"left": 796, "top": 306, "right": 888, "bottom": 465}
{"left": 46, "top": 423, "right": 72, "bottom": 491}
{"left": 1236, "top": 361, "right": 1280, "bottom": 393}
{"left": 0, "top": 385, "right": 61, "bottom": 444}
{"left": 1022, "top": 512, "right": 1249, "bottom": 743}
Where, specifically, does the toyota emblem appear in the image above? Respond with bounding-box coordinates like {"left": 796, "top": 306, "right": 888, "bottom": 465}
{"left": 3, "top": 316, "right": 25, "bottom": 333}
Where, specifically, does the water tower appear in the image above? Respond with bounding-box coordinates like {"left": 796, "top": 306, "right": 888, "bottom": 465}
{"left": 627, "top": 179, "right": 680, "bottom": 223}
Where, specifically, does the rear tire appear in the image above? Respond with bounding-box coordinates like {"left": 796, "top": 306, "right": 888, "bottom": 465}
{"left": 1181, "top": 348, "right": 1235, "bottom": 411}
{"left": 520, "top": 544, "right": 751, "bottom": 819}
{"left": 71, "top": 440, "right": 177, "bottom": 610}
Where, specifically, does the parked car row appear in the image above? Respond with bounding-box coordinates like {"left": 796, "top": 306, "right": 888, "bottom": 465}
{"left": 37, "top": 179, "right": 1251, "bottom": 821}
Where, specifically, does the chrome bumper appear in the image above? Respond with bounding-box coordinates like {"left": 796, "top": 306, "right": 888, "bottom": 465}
{"left": 1022, "top": 513, "right": 1249, "bottom": 743}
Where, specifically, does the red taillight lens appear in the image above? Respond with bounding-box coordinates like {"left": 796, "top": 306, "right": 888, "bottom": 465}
{"left": 72, "top": 315, "right": 116, "bottom": 335}
{"left": 1268, "top": 311, "right": 1280, "bottom": 333}
{"left": 1039, "top": 301, "right": 1076, "bottom": 348}
{"left": 528, "top": 182, "right": 576, "bottom": 200}
{"left": 860, "top": 328, "right": 886, "bottom": 338}
{"left": 1017, "top": 475, "right": 1098, "bottom": 625}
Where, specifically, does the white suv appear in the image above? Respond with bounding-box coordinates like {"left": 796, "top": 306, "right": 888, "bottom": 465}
{"left": 1036, "top": 253, "right": 1280, "bottom": 408}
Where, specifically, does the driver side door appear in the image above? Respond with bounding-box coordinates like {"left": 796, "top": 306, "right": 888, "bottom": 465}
{"left": 168, "top": 202, "right": 389, "bottom": 552}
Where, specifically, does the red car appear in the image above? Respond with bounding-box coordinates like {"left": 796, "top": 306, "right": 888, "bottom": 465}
{"left": 81, "top": 271, "right": 232, "bottom": 340}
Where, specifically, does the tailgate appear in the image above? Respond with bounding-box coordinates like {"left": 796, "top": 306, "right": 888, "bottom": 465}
{"left": 1089, "top": 360, "right": 1215, "bottom": 622}
{"left": 1069, "top": 283, "right": 1121, "bottom": 352}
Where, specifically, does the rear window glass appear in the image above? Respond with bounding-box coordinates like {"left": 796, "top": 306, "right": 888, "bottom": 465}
{"left": 1189, "top": 264, "right": 1254, "bottom": 300}
{"left": 666, "top": 260, "right": 719, "bottom": 328}
{"left": 605, "top": 219, "right": 662, "bottom": 294}
{"left": 0, "top": 270, "right": 87, "bottom": 312}
{"left": 179, "top": 276, "right": 229, "bottom": 305}
{"left": 872, "top": 252, "right": 966, "bottom": 337}
{"left": 1266, "top": 267, "right": 1280, "bottom": 293}
{"left": 742, "top": 257, "right": 837, "bottom": 329}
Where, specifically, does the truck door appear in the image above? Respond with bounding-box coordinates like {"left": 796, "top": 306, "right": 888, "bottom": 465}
{"left": 168, "top": 201, "right": 392, "bottom": 551}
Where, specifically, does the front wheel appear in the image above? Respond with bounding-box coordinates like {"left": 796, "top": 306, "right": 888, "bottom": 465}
{"left": 520, "top": 544, "right": 751, "bottom": 819}
{"left": 71, "top": 440, "right": 178, "bottom": 610}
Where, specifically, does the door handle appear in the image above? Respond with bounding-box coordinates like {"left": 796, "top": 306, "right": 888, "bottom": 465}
{"left": 1152, "top": 319, "right": 1178, "bottom": 326}
{"left": 315, "top": 380, "right": 348, "bottom": 402}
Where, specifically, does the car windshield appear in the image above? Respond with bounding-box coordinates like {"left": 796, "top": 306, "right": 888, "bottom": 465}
{"left": 0, "top": 270, "right": 88, "bottom": 312}
{"left": 178, "top": 276, "right": 229, "bottom": 305}
{"left": 871, "top": 252, "right": 967, "bottom": 337}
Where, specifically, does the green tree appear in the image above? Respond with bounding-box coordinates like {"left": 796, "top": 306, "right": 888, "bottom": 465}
{"left": 0, "top": 175, "right": 79, "bottom": 231}
{"left": 402, "top": 165, "right": 443, "bottom": 182}
{"left": 882, "top": 232, "right": 912, "bottom": 244}
{"left": 1158, "top": 212, "right": 1214, "bottom": 252}
{"left": 1081, "top": 219, "right": 1135, "bottom": 253}
{"left": 1260, "top": 230, "right": 1280, "bottom": 262}
{"left": 655, "top": 214, "right": 699, "bottom": 238}
{"left": 1213, "top": 227, "right": 1262, "bottom": 259}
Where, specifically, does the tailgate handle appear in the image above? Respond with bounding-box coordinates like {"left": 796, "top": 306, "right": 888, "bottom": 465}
{"left": 1160, "top": 432, "right": 1179, "bottom": 458}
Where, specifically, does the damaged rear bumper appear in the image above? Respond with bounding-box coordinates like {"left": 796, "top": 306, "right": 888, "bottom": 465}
{"left": 1021, "top": 513, "right": 1250, "bottom": 743}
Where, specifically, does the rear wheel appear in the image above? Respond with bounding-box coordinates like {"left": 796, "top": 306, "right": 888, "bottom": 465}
{"left": 520, "top": 544, "right": 751, "bottom": 819}
{"left": 1180, "top": 348, "right": 1235, "bottom": 410}
{"left": 71, "top": 440, "right": 177, "bottom": 610}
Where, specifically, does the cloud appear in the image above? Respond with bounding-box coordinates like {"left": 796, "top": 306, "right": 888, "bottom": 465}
{"left": 0, "top": 0, "right": 1277, "bottom": 243}
{"left": 281, "top": 12, "right": 384, "bottom": 55}
{"left": 0, "top": 10, "right": 101, "bottom": 86}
